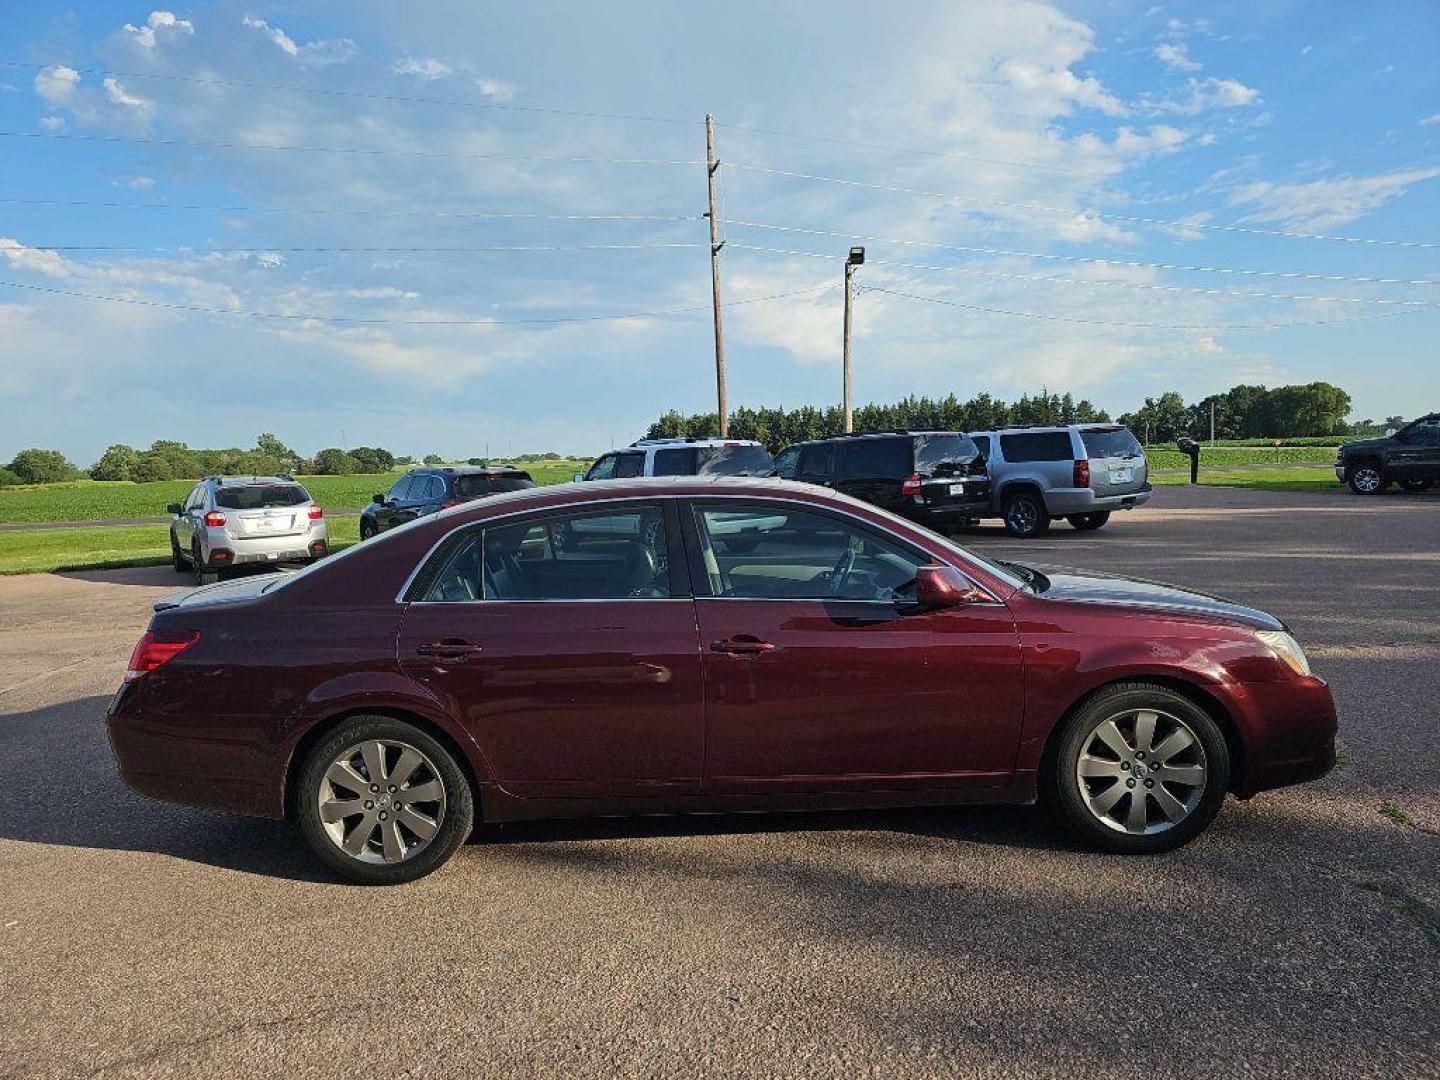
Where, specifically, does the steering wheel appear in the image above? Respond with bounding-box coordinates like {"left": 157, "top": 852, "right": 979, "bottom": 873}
{"left": 830, "top": 548, "right": 856, "bottom": 596}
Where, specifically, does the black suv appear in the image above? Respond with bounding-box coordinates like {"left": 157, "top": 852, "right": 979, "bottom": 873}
{"left": 773, "top": 430, "right": 990, "bottom": 526}
{"left": 360, "top": 466, "right": 535, "bottom": 538}
{"left": 1335, "top": 414, "right": 1440, "bottom": 494}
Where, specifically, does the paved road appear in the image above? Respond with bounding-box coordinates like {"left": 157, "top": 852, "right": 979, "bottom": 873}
{"left": 1, "top": 486, "right": 1436, "bottom": 1078}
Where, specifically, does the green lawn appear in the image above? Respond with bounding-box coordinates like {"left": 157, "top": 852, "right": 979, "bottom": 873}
{"left": 1146, "top": 447, "right": 1336, "bottom": 470}
{"left": 0, "top": 462, "right": 590, "bottom": 524}
{"left": 1151, "top": 467, "right": 1342, "bottom": 492}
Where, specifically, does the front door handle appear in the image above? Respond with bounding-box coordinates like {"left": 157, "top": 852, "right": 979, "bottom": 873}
{"left": 416, "top": 639, "right": 483, "bottom": 659}
{"left": 710, "top": 636, "right": 775, "bottom": 656}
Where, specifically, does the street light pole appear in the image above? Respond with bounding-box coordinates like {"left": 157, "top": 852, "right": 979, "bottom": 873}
{"left": 843, "top": 246, "right": 864, "bottom": 433}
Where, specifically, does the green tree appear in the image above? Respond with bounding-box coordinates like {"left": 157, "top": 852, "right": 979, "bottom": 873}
{"left": 0, "top": 466, "right": 23, "bottom": 487}
{"left": 254, "top": 432, "right": 300, "bottom": 472}
{"left": 7, "top": 448, "right": 81, "bottom": 484}
{"left": 313, "top": 448, "right": 360, "bottom": 474}
{"left": 350, "top": 446, "right": 396, "bottom": 472}
{"left": 423, "top": 453, "right": 445, "bottom": 465}
{"left": 89, "top": 443, "right": 140, "bottom": 481}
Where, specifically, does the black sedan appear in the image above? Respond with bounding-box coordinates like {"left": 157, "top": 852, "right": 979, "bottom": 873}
{"left": 359, "top": 466, "right": 534, "bottom": 538}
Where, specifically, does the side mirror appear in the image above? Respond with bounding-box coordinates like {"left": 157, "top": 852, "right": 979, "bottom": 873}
{"left": 1388, "top": 429, "right": 1404, "bottom": 441}
{"left": 166, "top": 503, "right": 183, "bottom": 515}
{"left": 372, "top": 493, "right": 386, "bottom": 504}
{"left": 912, "top": 565, "right": 987, "bottom": 610}
{"left": 572, "top": 472, "right": 586, "bottom": 483}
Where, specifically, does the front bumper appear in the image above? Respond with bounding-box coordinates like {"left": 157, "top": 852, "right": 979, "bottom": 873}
{"left": 1333, "top": 463, "right": 1347, "bottom": 481}
{"left": 1044, "top": 484, "right": 1152, "bottom": 516}
{"left": 1228, "top": 675, "right": 1338, "bottom": 797}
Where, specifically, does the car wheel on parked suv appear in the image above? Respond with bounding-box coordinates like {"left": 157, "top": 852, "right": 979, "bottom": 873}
{"left": 1066, "top": 511, "right": 1111, "bottom": 531}
{"left": 1002, "top": 489, "right": 1050, "bottom": 538}
{"left": 1347, "top": 462, "right": 1386, "bottom": 495}
{"left": 1399, "top": 477, "right": 1431, "bottom": 493}
{"left": 191, "top": 541, "right": 219, "bottom": 586}
{"left": 170, "top": 531, "right": 188, "bottom": 573}
{"left": 294, "top": 715, "right": 475, "bottom": 885}
{"left": 359, "top": 519, "right": 377, "bottom": 541}
{"left": 1047, "top": 682, "right": 1229, "bottom": 854}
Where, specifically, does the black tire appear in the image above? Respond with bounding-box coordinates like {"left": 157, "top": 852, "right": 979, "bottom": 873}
{"left": 1399, "top": 477, "right": 1431, "bottom": 493}
{"left": 1066, "top": 511, "right": 1111, "bottom": 531}
{"left": 1002, "top": 490, "right": 1050, "bottom": 538}
{"left": 170, "top": 531, "right": 189, "bottom": 572}
{"left": 191, "top": 542, "right": 219, "bottom": 586}
{"left": 359, "top": 519, "right": 377, "bottom": 541}
{"left": 1045, "top": 682, "right": 1230, "bottom": 855}
{"left": 294, "top": 715, "right": 475, "bottom": 885}
{"left": 1347, "top": 462, "right": 1387, "bottom": 495}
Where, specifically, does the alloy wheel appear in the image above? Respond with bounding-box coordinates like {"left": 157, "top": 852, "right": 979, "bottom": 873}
{"left": 318, "top": 739, "right": 448, "bottom": 864}
{"left": 1351, "top": 466, "right": 1382, "bottom": 494}
{"left": 1006, "top": 497, "right": 1039, "bottom": 535}
{"left": 1074, "top": 708, "right": 1208, "bottom": 835}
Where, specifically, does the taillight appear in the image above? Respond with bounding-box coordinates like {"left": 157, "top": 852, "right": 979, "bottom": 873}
{"left": 901, "top": 473, "right": 922, "bottom": 497}
{"left": 439, "top": 500, "right": 460, "bottom": 510}
{"left": 203, "top": 510, "right": 226, "bottom": 527}
{"left": 125, "top": 630, "right": 200, "bottom": 682}
{"left": 1073, "top": 459, "right": 1090, "bottom": 487}
{"left": 307, "top": 505, "right": 324, "bottom": 519}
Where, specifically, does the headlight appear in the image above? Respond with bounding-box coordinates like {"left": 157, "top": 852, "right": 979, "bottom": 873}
{"left": 1256, "top": 630, "right": 1311, "bottom": 677}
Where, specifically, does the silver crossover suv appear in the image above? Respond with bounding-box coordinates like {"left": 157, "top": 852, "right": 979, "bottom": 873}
{"left": 969, "top": 424, "right": 1151, "bottom": 538}
{"left": 168, "top": 475, "right": 329, "bottom": 584}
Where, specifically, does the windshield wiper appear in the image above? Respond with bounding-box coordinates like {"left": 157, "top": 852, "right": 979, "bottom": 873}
{"left": 994, "top": 559, "right": 1050, "bottom": 593}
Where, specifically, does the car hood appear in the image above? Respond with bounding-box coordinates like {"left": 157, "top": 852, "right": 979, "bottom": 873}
{"left": 153, "top": 571, "right": 291, "bottom": 612}
{"left": 1029, "top": 565, "right": 1283, "bottom": 631}
{"left": 1338, "top": 437, "right": 1388, "bottom": 455}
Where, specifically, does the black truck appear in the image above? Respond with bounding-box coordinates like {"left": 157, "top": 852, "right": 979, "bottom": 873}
{"left": 1335, "top": 413, "right": 1440, "bottom": 494}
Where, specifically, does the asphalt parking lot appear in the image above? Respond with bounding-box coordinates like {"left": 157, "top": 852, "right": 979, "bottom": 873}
{"left": 1, "top": 485, "right": 1436, "bottom": 1078}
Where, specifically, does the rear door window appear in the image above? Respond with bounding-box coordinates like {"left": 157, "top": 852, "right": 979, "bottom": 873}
{"left": 796, "top": 443, "right": 835, "bottom": 478}
{"left": 614, "top": 453, "right": 646, "bottom": 478}
{"left": 214, "top": 484, "right": 311, "bottom": 510}
{"left": 388, "top": 475, "right": 416, "bottom": 501}
{"left": 652, "top": 447, "right": 698, "bottom": 476}
{"left": 999, "top": 432, "right": 1074, "bottom": 463}
{"left": 772, "top": 446, "right": 800, "bottom": 479}
{"left": 422, "top": 476, "right": 445, "bottom": 501}
{"left": 1079, "top": 428, "right": 1143, "bottom": 459}
{"left": 971, "top": 435, "right": 991, "bottom": 458}
{"left": 914, "top": 434, "right": 980, "bottom": 476}
{"left": 840, "top": 438, "right": 914, "bottom": 479}
{"left": 696, "top": 445, "right": 775, "bottom": 476}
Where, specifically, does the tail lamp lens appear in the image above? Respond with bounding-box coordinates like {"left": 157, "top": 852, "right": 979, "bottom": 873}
{"left": 125, "top": 630, "right": 200, "bottom": 682}
{"left": 203, "top": 510, "right": 226, "bottom": 527}
{"left": 307, "top": 505, "right": 324, "bottom": 519}
{"left": 901, "top": 473, "right": 922, "bottom": 497}
{"left": 1073, "top": 459, "right": 1090, "bottom": 487}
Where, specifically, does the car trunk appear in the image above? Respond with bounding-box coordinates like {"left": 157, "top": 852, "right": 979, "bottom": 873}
{"left": 916, "top": 434, "right": 989, "bottom": 507}
{"left": 230, "top": 509, "right": 306, "bottom": 538}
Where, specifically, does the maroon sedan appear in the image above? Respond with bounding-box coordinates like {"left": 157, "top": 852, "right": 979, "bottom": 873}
{"left": 108, "top": 478, "right": 1336, "bottom": 884}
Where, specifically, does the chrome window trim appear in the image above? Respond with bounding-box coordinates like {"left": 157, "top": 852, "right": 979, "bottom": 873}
{"left": 394, "top": 491, "right": 1008, "bottom": 606}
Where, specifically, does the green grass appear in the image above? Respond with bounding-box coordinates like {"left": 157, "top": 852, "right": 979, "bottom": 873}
{"left": 1152, "top": 467, "right": 1342, "bottom": 492}
{"left": 1147, "top": 447, "right": 1337, "bottom": 469}
{"left": 0, "top": 462, "right": 591, "bottom": 524}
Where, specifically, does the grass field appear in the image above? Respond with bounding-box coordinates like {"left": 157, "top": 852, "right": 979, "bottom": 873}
{"left": 0, "top": 461, "right": 590, "bottom": 524}
{"left": 1151, "top": 467, "right": 1341, "bottom": 492}
{"left": 1145, "top": 446, "right": 1337, "bottom": 470}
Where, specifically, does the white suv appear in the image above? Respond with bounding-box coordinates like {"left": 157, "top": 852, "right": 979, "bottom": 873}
{"left": 577, "top": 438, "right": 774, "bottom": 480}
{"left": 168, "top": 476, "right": 329, "bottom": 585}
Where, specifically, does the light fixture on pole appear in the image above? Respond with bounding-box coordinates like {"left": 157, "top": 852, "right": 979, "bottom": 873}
{"left": 843, "top": 246, "right": 865, "bottom": 433}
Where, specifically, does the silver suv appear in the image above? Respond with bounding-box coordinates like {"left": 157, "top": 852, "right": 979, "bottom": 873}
{"left": 969, "top": 425, "right": 1151, "bottom": 538}
{"left": 168, "top": 476, "right": 329, "bottom": 584}
{"left": 577, "top": 437, "right": 774, "bottom": 480}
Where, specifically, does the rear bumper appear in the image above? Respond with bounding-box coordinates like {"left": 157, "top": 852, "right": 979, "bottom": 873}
{"left": 203, "top": 523, "right": 329, "bottom": 564}
{"left": 1228, "top": 676, "right": 1338, "bottom": 797}
{"left": 1044, "top": 484, "right": 1152, "bottom": 516}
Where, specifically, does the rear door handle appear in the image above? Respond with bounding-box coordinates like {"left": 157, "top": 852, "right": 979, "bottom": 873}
{"left": 710, "top": 636, "right": 775, "bottom": 656}
{"left": 416, "top": 639, "right": 483, "bottom": 659}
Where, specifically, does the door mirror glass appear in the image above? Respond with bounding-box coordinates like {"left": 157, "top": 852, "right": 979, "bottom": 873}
{"left": 572, "top": 472, "right": 585, "bottom": 483}
{"left": 912, "top": 565, "right": 986, "bottom": 610}
{"left": 166, "top": 503, "right": 183, "bottom": 515}
{"left": 1384, "top": 428, "right": 1397, "bottom": 437}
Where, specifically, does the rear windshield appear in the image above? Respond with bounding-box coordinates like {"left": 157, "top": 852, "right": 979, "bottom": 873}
{"left": 214, "top": 484, "right": 310, "bottom": 510}
{"left": 453, "top": 473, "right": 533, "bottom": 498}
{"left": 840, "top": 437, "right": 913, "bottom": 478}
{"left": 915, "top": 434, "right": 980, "bottom": 475}
{"left": 695, "top": 445, "right": 775, "bottom": 476}
{"left": 1079, "top": 428, "right": 1144, "bottom": 459}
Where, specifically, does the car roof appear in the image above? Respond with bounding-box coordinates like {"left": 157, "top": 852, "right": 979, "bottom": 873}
{"left": 781, "top": 430, "right": 966, "bottom": 448}
{"left": 627, "top": 438, "right": 764, "bottom": 448}
{"left": 209, "top": 475, "right": 304, "bottom": 486}
{"left": 413, "top": 465, "right": 529, "bottom": 475}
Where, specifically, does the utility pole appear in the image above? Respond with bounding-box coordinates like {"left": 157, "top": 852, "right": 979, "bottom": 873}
{"left": 704, "top": 114, "right": 728, "bottom": 437}
{"left": 842, "top": 247, "right": 865, "bottom": 433}
{"left": 1209, "top": 399, "right": 1216, "bottom": 444}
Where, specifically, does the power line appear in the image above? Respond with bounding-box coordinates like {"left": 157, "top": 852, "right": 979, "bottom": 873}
{"left": 725, "top": 219, "right": 1440, "bottom": 287}
{"left": 21, "top": 242, "right": 706, "bottom": 254}
{"left": 0, "top": 129, "right": 704, "bottom": 165}
{"left": 0, "top": 59, "right": 697, "bottom": 126}
{"left": 0, "top": 278, "right": 835, "bottom": 326}
{"left": 0, "top": 195, "right": 698, "bottom": 222}
{"left": 729, "top": 244, "right": 1440, "bottom": 307}
{"left": 860, "top": 285, "right": 1424, "bottom": 331}
{"left": 725, "top": 162, "right": 1440, "bottom": 248}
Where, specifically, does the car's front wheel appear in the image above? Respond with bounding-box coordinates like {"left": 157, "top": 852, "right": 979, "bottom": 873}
{"left": 295, "top": 716, "right": 474, "bottom": 885}
{"left": 1399, "top": 477, "right": 1431, "bottom": 493}
{"left": 359, "top": 519, "right": 377, "bottom": 541}
{"left": 1066, "top": 511, "right": 1111, "bottom": 531}
{"left": 1047, "top": 683, "right": 1229, "bottom": 854}
{"left": 1002, "top": 490, "right": 1050, "bottom": 538}
{"left": 1347, "top": 463, "right": 1386, "bottom": 495}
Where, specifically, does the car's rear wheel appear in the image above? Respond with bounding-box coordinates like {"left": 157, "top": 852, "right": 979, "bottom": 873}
{"left": 1066, "top": 511, "right": 1111, "bottom": 531}
{"left": 1047, "top": 683, "right": 1229, "bottom": 854}
{"left": 170, "top": 531, "right": 188, "bottom": 572}
{"left": 1002, "top": 490, "right": 1050, "bottom": 538}
{"left": 295, "top": 716, "right": 474, "bottom": 885}
{"left": 191, "top": 541, "right": 219, "bottom": 585}
{"left": 1347, "top": 463, "right": 1386, "bottom": 495}
{"left": 1399, "top": 477, "right": 1431, "bottom": 493}
{"left": 359, "top": 519, "right": 376, "bottom": 541}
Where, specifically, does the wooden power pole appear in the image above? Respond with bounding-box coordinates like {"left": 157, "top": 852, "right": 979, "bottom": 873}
{"left": 704, "top": 115, "right": 728, "bottom": 437}
{"left": 842, "top": 247, "right": 864, "bottom": 433}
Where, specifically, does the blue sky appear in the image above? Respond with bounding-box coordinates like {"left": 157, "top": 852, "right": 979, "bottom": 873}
{"left": 1, "top": 0, "right": 1437, "bottom": 464}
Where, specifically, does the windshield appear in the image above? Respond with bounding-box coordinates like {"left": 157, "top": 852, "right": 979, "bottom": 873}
{"left": 915, "top": 434, "right": 980, "bottom": 474}
{"left": 215, "top": 484, "right": 310, "bottom": 510}
{"left": 695, "top": 445, "right": 775, "bottom": 476}
{"left": 1079, "top": 427, "right": 1143, "bottom": 459}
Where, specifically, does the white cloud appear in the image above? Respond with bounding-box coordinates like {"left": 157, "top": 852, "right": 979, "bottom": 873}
{"left": 124, "top": 175, "right": 157, "bottom": 190}
{"left": 1226, "top": 167, "right": 1440, "bottom": 230}
{"left": 0, "top": 238, "right": 73, "bottom": 279}
{"left": 242, "top": 15, "right": 356, "bottom": 65}
{"left": 1153, "top": 42, "right": 1200, "bottom": 71}
{"left": 103, "top": 77, "right": 151, "bottom": 112}
{"left": 1421, "top": 113, "right": 1440, "bottom": 126}
{"left": 122, "top": 10, "right": 194, "bottom": 49}
{"left": 476, "top": 77, "right": 516, "bottom": 102}
{"left": 39, "top": 115, "right": 66, "bottom": 131}
{"left": 394, "top": 57, "right": 452, "bottom": 80}
{"left": 997, "top": 58, "right": 1125, "bottom": 117}
{"left": 34, "top": 65, "right": 80, "bottom": 107}
{"left": 1145, "top": 76, "right": 1259, "bottom": 115}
